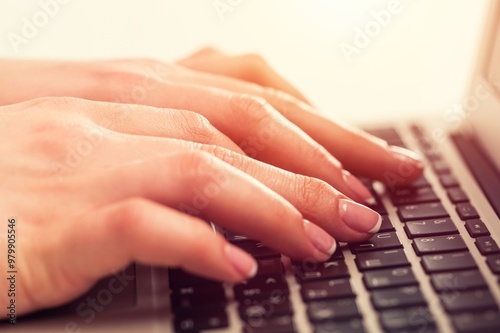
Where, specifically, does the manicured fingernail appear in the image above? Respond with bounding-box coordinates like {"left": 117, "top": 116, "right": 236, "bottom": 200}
{"left": 224, "top": 244, "right": 257, "bottom": 279}
{"left": 303, "top": 219, "right": 336, "bottom": 260}
{"left": 342, "top": 170, "right": 376, "bottom": 205}
{"left": 339, "top": 199, "right": 381, "bottom": 234}
{"left": 390, "top": 146, "right": 424, "bottom": 169}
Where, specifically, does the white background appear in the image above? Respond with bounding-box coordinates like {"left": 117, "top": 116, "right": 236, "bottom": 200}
{"left": 0, "top": 0, "right": 490, "bottom": 125}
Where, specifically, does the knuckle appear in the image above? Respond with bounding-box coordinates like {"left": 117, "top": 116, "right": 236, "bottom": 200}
{"left": 176, "top": 150, "right": 217, "bottom": 183}
{"left": 179, "top": 111, "right": 217, "bottom": 144}
{"left": 230, "top": 94, "right": 276, "bottom": 128}
{"left": 295, "top": 176, "right": 331, "bottom": 211}
{"left": 202, "top": 145, "right": 242, "bottom": 170}
{"left": 112, "top": 198, "right": 150, "bottom": 236}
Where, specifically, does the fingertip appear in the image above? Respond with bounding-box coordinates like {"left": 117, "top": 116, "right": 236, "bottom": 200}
{"left": 224, "top": 243, "right": 258, "bottom": 280}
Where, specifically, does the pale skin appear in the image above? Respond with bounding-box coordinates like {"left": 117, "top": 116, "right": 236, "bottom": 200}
{"left": 0, "top": 48, "right": 423, "bottom": 319}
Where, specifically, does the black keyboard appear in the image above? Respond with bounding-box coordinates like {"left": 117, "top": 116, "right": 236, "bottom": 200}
{"left": 167, "top": 125, "right": 500, "bottom": 333}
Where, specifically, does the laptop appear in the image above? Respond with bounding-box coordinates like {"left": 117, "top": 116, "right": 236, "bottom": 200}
{"left": 4, "top": 1, "right": 500, "bottom": 332}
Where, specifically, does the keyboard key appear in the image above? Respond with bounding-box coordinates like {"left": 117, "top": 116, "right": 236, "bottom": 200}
{"left": 464, "top": 219, "right": 490, "bottom": 237}
{"left": 397, "top": 202, "right": 448, "bottom": 221}
{"left": 390, "top": 187, "right": 439, "bottom": 205}
{"left": 226, "top": 231, "right": 253, "bottom": 243}
{"left": 431, "top": 270, "right": 487, "bottom": 292}
{"left": 379, "top": 215, "right": 395, "bottom": 232}
{"left": 363, "top": 267, "right": 418, "bottom": 289}
{"left": 171, "top": 284, "right": 226, "bottom": 313}
{"left": 314, "top": 318, "right": 366, "bottom": 333}
{"left": 486, "top": 254, "right": 500, "bottom": 275}
{"left": 366, "top": 198, "right": 387, "bottom": 215}
{"left": 404, "top": 218, "right": 458, "bottom": 238}
{"left": 174, "top": 308, "right": 228, "bottom": 332}
{"left": 421, "top": 252, "right": 477, "bottom": 273}
{"left": 456, "top": 203, "right": 480, "bottom": 220}
{"left": 356, "top": 249, "right": 410, "bottom": 271}
{"left": 412, "top": 234, "right": 467, "bottom": 255}
{"left": 239, "top": 294, "right": 292, "bottom": 319}
{"left": 380, "top": 307, "right": 435, "bottom": 332}
{"left": 326, "top": 246, "right": 345, "bottom": 261}
{"left": 452, "top": 310, "right": 500, "bottom": 333}
{"left": 294, "top": 260, "right": 349, "bottom": 282}
{"left": 169, "top": 269, "right": 218, "bottom": 288}
{"left": 243, "top": 314, "right": 295, "bottom": 333}
{"left": 447, "top": 187, "right": 469, "bottom": 203}
{"left": 235, "top": 241, "right": 281, "bottom": 259}
{"left": 371, "top": 286, "right": 426, "bottom": 310}
{"left": 350, "top": 232, "right": 402, "bottom": 253}
{"left": 255, "top": 258, "right": 284, "bottom": 277}
{"left": 301, "top": 278, "right": 354, "bottom": 302}
{"left": 476, "top": 236, "right": 500, "bottom": 255}
{"left": 439, "top": 174, "right": 459, "bottom": 188}
{"left": 307, "top": 298, "right": 360, "bottom": 322}
{"left": 441, "top": 289, "right": 497, "bottom": 313}
{"left": 234, "top": 276, "right": 289, "bottom": 300}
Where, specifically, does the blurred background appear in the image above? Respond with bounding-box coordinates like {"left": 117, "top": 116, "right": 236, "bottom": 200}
{"left": 0, "top": 0, "right": 490, "bottom": 125}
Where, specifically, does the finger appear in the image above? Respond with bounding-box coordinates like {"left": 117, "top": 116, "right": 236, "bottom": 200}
{"left": 163, "top": 68, "right": 424, "bottom": 185}
{"left": 177, "top": 48, "right": 311, "bottom": 104}
{"left": 72, "top": 98, "right": 244, "bottom": 154}
{"left": 141, "top": 81, "right": 374, "bottom": 204}
{"left": 87, "top": 150, "right": 334, "bottom": 261}
{"left": 91, "top": 134, "right": 380, "bottom": 242}
{"left": 64, "top": 199, "right": 258, "bottom": 283}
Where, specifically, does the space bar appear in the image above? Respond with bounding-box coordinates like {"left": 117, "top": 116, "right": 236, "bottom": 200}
{"left": 452, "top": 134, "right": 500, "bottom": 219}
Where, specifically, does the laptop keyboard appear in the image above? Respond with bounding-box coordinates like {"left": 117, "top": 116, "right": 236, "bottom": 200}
{"left": 167, "top": 125, "right": 500, "bottom": 333}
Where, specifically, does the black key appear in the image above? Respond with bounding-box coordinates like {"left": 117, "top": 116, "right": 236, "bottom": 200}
{"left": 234, "top": 276, "right": 289, "bottom": 300}
{"left": 174, "top": 308, "right": 228, "bottom": 332}
{"left": 355, "top": 249, "right": 410, "bottom": 271}
{"left": 476, "top": 236, "right": 500, "bottom": 255}
{"left": 431, "top": 270, "right": 487, "bottom": 292}
{"left": 239, "top": 294, "right": 292, "bottom": 319}
{"left": 447, "top": 187, "right": 469, "bottom": 203}
{"left": 465, "top": 219, "right": 490, "bottom": 237}
{"left": 486, "top": 254, "right": 500, "bottom": 275}
{"left": 243, "top": 314, "right": 295, "bottom": 333}
{"left": 441, "top": 289, "right": 497, "bottom": 313}
{"left": 363, "top": 267, "right": 418, "bottom": 289}
{"left": 398, "top": 202, "right": 448, "bottom": 221}
{"left": 456, "top": 203, "right": 480, "bottom": 220}
{"left": 236, "top": 242, "right": 281, "bottom": 259}
{"left": 169, "top": 269, "right": 218, "bottom": 288}
{"left": 439, "top": 174, "right": 459, "bottom": 188}
{"left": 314, "top": 318, "right": 366, "bottom": 333}
{"left": 408, "top": 175, "right": 431, "bottom": 188}
{"left": 380, "top": 307, "right": 435, "bottom": 332}
{"left": 300, "top": 278, "right": 354, "bottom": 302}
{"left": 307, "top": 298, "right": 360, "bottom": 322}
{"left": 412, "top": 234, "right": 467, "bottom": 255}
{"left": 432, "top": 160, "right": 450, "bottom": 174}
{"left": 404, "top": 218, "right": 458, "bottom": 238}
{"left": 366, "top": 198, "right": 387, "bottom": 215}
{"left": 390, "top": 187, "right": 439, "bottom": 205}
{"left": 171, "top": 284, "right": 225, "bottom": 313}
{"left": 226, "top": 231, "right": 253, "bottom": 243}
{"left": 421, "top": 252, "right": 477, "bottom": 273}
{"left": 371, "top": 286, "right": 426, "bottom": 310}
{"left": 294, "top": 260, "right": 349, "bottom": 282}
{"left": 379, "top": 215, "right": 395, "bottom": 232}
{"left": 452, "top": 310, "right": 500, "bottom": 333}
{"left": 350, "top": 232, "right": 402, "bottom": 253}
{"left": 327, "top": 246, "right": 345, "bottom": 261}
{"left": 255, "top": 258, "right": 284, "bottom": 277}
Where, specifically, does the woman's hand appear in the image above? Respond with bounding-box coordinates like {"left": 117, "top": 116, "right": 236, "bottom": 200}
{"left": 0, "top": 97, "right": 384, "bottom": 317}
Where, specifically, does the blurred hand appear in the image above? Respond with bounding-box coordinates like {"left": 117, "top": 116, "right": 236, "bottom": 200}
{"left": 0, "top": 51, "right": 423, "bottom": 317}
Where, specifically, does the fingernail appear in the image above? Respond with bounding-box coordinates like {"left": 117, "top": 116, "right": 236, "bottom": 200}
{"left": 224, "top": 243, "right": 257, "bottom": 279}
{"left": 390, "top": 146, "right": 424, "bottom": 169}
{"left": 303, "top": 219, "right": 336, "bottom": 260}
{"left": 342, "top": 170, "right": 376, "bottom": 205}
{"left": 339, "top": 199, "right": 381, "bottom": 234}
